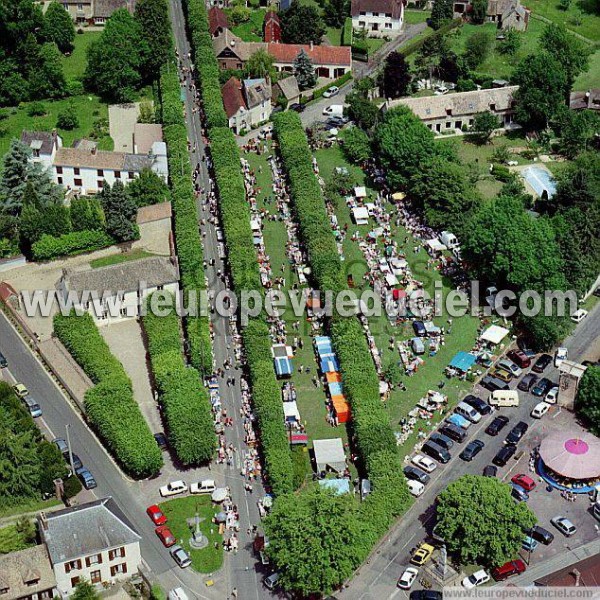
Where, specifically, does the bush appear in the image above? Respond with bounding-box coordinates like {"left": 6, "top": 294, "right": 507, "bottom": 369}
{"left": 66, "top": 79, "right": 85, "bottom": 96}
{"left": 27, "top": 101, "right": 47, "bottom": 117}
{"left": 32, "top": 230, "right": 113, "bottom": 261}
{"left": 56, "top": 102, "right": 79, "bottom": 130}
{"left": 491, "top": 163, "right": 511, "bottom": 181}
{"left": 63, "top": 474, "right": 83, "bottom": 498}
{"left": 53, "top": 312, "right": 163, "bottom": 478}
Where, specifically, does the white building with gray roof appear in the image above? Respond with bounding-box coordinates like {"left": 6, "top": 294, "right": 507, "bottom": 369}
{"left": 38, "top": 498, "right": 142, "bottom": 596}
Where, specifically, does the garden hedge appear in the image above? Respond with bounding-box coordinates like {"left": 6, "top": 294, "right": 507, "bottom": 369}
{"left": 342, "top": 17, "right": 353, "bottom": 47}
{"left": 142, "top": 292, "right": 216, "bottom": 464}
{"left": 53, "top": 312, "right": 163, "bottom": 478}
{"left": 32, "top": 230, "right": 113, "bottom": 261}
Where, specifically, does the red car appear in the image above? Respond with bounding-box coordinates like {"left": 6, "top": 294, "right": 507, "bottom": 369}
{"left": 155, "top": 525, "right": 176, "bottom": 547}
{"left": 507, "top": 350, "right": 531, "bottom": 369}
{"left": 511, "top": 474, "right": 536, "bottom": 492}
{"left": 146, "top": 505, "right": 167, "bottom": 526}
{"left": 492, "top": 559, "right": 526, "bottom": 581}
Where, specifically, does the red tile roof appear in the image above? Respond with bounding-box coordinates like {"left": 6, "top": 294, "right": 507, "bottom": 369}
{"left": 221, "top": 77, "right": 246, "bottom": 119}
{"left": 535, "top": 555, "right": 600, "bottom": 587}
{"left": 351, "top": 0, "right": 403, "bottom": 19}
{"left": 267, "top": 43, "right": 351, "bottom": 67}
{"left": 208, "top": 6, "right": 229, "bottom": 36}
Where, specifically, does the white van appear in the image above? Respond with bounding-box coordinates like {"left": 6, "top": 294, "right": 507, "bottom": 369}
{"left": 168, "top": 589, "right": 189, "bottom": 600}
{"left": 190, "top": 479, "right": 216, "bottom": 494}
{"left": 489, "top": 390, "right": 520, "bottom": 407}
{"left": 455, "top": 401, "right": 482, "bottom": 423}
{"left": 322, "top": 104, "right": 344, "bottom": 117}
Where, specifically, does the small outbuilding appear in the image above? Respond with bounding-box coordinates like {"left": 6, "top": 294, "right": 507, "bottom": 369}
{"left": 313, "top": 438, "right": 346, "bottom": 473}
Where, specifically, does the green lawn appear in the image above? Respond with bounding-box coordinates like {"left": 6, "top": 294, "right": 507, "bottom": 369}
{"left": 90, "top": 249, "right": 158, "bottom": 269}
{"left": 229, "top": 9, "right": 267, "bottom": 42}
{"left": 0, "top": 524, "right": 36, "bottom": 554}
{"left": 159, "top": 496, "right": 223, "bottom": 573}
{"left": 61, "top": 31, "right": 101, "bottom": 81}
{"left": 527, "top": 0, "right": 600, "bottom": 42}
{"left": 574, "top": 48, "right": 600, "bottom": 90}
{"left": 366, "top": 37, "right": 387, "bottom": 54}
{"left": 0, "top": 95, "right": 113, "bottom": 158}
{"left": 0, "top": 497, "right": 61, "bottom": 519}
{"left": 326, "top": 26, "right": 343, "bottom": 46}
{"left": 404, "top": 9, "right": 432, "bottom": 24}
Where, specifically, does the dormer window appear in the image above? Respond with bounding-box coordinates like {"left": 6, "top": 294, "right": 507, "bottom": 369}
{"left": 490, "top": 103, "right": 496, "bottom": 111}
{"left": 446, "top": 108, "right": 452, "bottom": 116}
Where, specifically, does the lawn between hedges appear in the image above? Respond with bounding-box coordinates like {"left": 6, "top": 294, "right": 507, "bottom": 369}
{"left": 159, "top": 495, "right": 223, "bottom": 573}
{"left": 61, "top": 31, "right": 102, "bottom": 80}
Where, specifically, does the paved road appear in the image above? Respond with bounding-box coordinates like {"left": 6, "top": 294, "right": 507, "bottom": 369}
{"left": 337, "top": 302, "right": 600, "bottom": 599}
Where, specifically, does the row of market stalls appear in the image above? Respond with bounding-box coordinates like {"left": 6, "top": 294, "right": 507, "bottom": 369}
{"left": 314, "top": 336, "right": 351, "bottom": 425}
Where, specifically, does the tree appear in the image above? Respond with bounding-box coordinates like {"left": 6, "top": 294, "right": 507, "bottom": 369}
{"left": 100, "top": 180, "right": 139, "bottom": 242}
{"left": 375, "top": 106, "right": 437, "bottom": 188}
{"left": 127, "top": 168, "right": 170, "bottom": 207}
{"left": 71, "top": 581, "right": 100, "bottom": 600}
{"left": 472, "top": 110, "right": 499, "bottom": 143}
{"left": 414, "top": 32, "right": 451, "bottom": 79}
{"left": 280, "top": 2, "right": 326, "bottom": 45}
{"left": 15, "top": 516, "right": 37, "bottom": 544}
{"left": 470, "top": 0, "right": 488, "bottom": 23}
{"left": 576, "top": 366, "right": 600, "bottom": 435}
{"left": 437, "top": 475, "right": 536, "bottom": 566}
{"left": 541, "top": 23, "right": 591, "bottom": 90}
{"left": 43, "top": 2, "right": 75, "bottom": 53}
{"left": 70, "top": 197, "right": 105, "bottom": 231}
{"left": 293, "top": 49, "right": 317, "bottom": 90}
{"left": 340, "top": 127, "right": 371, "bottom": 164}
{"left": 85, "top": 9, "right": 148, "bottom": 102}
{"left": 463, "top": 31, "right": 492, "bottom": 70}
{"left": 29, "top": 43, "right": 66, "bottom": 99}
{"left": 135, "top": 0, "right": 171, "bottom": 79}
{"left": 244, "top": 49, "right": 276, "bottom": 81}
{"left": 382, "top": 52, "right": 412, "bottom": 99}
{"left": 497, "top": 27, "right": 521, "bottom": 55}
{"left": 345, "top": 92, "right": 379, "bottom": 129}
{"left": 554, "top": 107, "right": 600, "bottom": 159}
{"left": 513, "top": 52, "right": 569, "bottom": 130}
{"left": 56, "top": 101, "right": 79, "bottom": 130}
{"left": 264, "top": 486, "right": 367, "bottom": 595}
{"left": 324, "top": 0, "right": 349, "bottom": 27}
{"left": 0, "top": 429, "right": 41, "bottom": 500}
{"left": 430, "top": 0, "right": 453, "bottom": 29}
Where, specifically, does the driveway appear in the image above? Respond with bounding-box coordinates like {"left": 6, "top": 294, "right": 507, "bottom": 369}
{"left": 109, "top": 103, "right": 140, "bottom": 153}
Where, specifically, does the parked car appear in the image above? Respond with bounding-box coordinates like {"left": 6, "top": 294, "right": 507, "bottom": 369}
{"left": 13, "top": 383, "right": 28, "bottom": 398}
{"left": 571, "top": 308, "right": 588, "bottom": 323}
{"left": 398, "top": 567, "right": 419, "bottom": 590}
{"left": 492, "top": 559, "right": 526, "bottom": 581}
{"left": 446, "top": 413, "right": 471, "bottom": 430}
{"left": 76, "top": 467, "right": 97, "bottom": 490}
{"left": 480, "top": 375, "right": 510, "bottom": 392}
{"left": 68, "top": 453, "right": 83, "bottom": 471}
{"left": 532, "top": 377, "right": 553, "bottom": 397}
{"left": 507, "top": 349, "right": 531, "bottom": 369}
{"left": 463, "top": 394, "right": 492, "bottom": 415}
{"left": 289, "top": 103, "right": 305, "bottom": 112}
{"left": 554, "top": 347, "right": 568, "bottom": 368}
{"left": 505, "top": 421, "right": 529, "bottom": 445}
{"left": 511, "top": 483, "right": 529, "bottom": 502}
{"left": 154, "top": 432, "right": 168, "bottom": 450}
{"left": 483, "top": 465, "right": 498, "bottom": 477}
{"left": 551, "top": 516, "right": 577, "bottom": 536}
{"left": 496, "top": 359, "right": 522, "bottom": 378}
{"left": 518, "top": 373, "right": 538, "bottom": 392}
{"left": 429, "top": 432, "right": 454, "bottom": 450}
{"left": 52, "top": 438, "right": 69, "bottom": 455}
{"left": 323, "top": 85, "right": 339, "bottom": 98}
{"left": 511, "top": 474, "right": 536, "bottom": 491}
{"left": 531, "top": 401, "right": 551, "bottom": 419}
{"left": 263, "top": 572, "right": 280, "bottom": 590}
{"left": 0, "top": 352, "right": 7, "bottom": 368}
{"left": 462, "top": 570, "right": 490, "bottom": 589}
{"left": 407, "top": 480, "right": 425, "bottom": 497}
{"left": 160, "top": 480, "right": 188, "bottom": 497}
{"left": 421, "top": 441, "right": 451, "bottom": 464}
{"left": 156, "top": 525, "right": 176, "bottom": 547}
{"left": 532, "top": 353, "right": 552, "bottom": 373}
{"left": 409, "top": 592, "right": 442, "bottom": 600}
{"left": 493, "top": 445, "right": 516, "bottom": 466}
{"left": 413, "top": 321, "right": 427, "bottom": 337}
{"left": 403, "top": 465, "right": 431, "bottom": 484}
{"left": 439, "top": 423, "right": 467, "bottom": 443}
{"left": 170, "top": 544, "right": 192, "bottom": 568}
{"left": 460, "top": 440, "right": 485, "bottom": 461}
{"left": 23, "top": 396, "right": 42, "bottom": 418}
{"left": 412, "top": 454, "right": 437, "bottom": 473}
{"left": 410, "top": 543, "right": 435, "bottom": 566}
{"left": 485, "top": 415, "right": 509, "bottom": 436}
{"left": 490, "top": 367, "right": 512, "bottom": 383}
{"left": 529, "top": 525, "right": 554, "bottom": 545}
{"left": 147, "top": 505, "right": 167, "bottom": 526}
{"left": 522, "top": 536, "right": 538, "bottom": 552}
{"left": 544, "top": 385, "right": 559, "bottom": 403}
{"left": 190, "top": 480, "right": 216, "bottom": 494}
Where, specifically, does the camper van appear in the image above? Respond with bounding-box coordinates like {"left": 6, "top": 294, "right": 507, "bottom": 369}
{"left": 489, "top": 390, "right": 520, "bottom": 407}
{"left": 322, "top": 104, "right": 344, "bottom": 117}
{"left": 440, "top": 231, "right": 459, "bottom": 249}
{"left": 455, "top": 401, "right": 482, "bottom": 424}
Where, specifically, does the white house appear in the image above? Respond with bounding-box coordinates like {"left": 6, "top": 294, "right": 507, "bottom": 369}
{"left": 20, "top": 131, "right": 62, "bottom": 173}
{"left": 52, "top": 141, "right": 168, "bottom": 195}
{"left": 351, "top": 0, "right": 404, "bottom": 38}
{"left": 38, "top": 498, "right": 142, "bottom": 596}
{"left": 57, "top": 256, "right": 180, "bottom": 325}
{"left": 222, "top": 77, "right": 272, "bottom": 135}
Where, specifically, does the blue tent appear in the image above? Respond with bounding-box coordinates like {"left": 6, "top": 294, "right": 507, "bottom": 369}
{"left": 315, "top": 336, "right": 334, "bottom": 357}
{"left": 274, "top": 356, "right": 293, "bottom": 378}
{"left": 318, "top": 479, "right": 351, "bottom": 495}
{"left": 446, "top": 413, "right": 470, "bottom": 429}
{"left": 328, "top": 382, "right": 343, "bottom": 396}
{"left": 320, "top": 355, "right": 340, "bottom": 373}
{"left": 449, "top": 351, "right": 477, "bottom": 372}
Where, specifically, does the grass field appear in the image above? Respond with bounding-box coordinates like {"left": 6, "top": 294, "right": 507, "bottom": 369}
{"left": 90, "top": 249, "right": 158, "bottom": 269}
{"left": 574, "top": 48, "right": 600, "bottom": 90}
{"left": 404, "top": 9, "right": 432, "bottom": 24}
{"left": 0, "top": 524, "right": 36, "bottom": 555}
{"left": 61, "top": 31, "right": 101, "bottom": 80}
{"left": 0, "top": 497, "right": 61, "bottom": 520}
{"left": 527, "top": 0, "right": 600, "bottom": 41}
{"left": 229, "top": 9, "right": 267, "bottom": 42}
{"left": 159, "top": 496, "right": 223, "bottom": 573}
{"left": 326, "top": 26, "right": 343, "bottom": 45}
{"left": 0, "top": 95, "right": 113, "bottom": 158}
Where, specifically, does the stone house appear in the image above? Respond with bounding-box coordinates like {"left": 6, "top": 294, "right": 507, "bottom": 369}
{"left": 222, "top": 77, "right": 272, "bottom": 134}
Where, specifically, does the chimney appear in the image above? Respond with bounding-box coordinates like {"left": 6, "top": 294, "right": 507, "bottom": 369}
{"left": 572, "top": 569, "right": 581, "bottom": 587}
{"left": 310, "top": 41, "right": 314, "bottom": 50}
{"left": 39, "top": 512, "right": 48, "bottom": 531}
{"left": 91, "top": 145, "right": 97, "bottom": 155}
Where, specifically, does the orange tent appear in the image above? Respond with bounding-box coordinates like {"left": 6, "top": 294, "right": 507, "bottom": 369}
{"left": 326, "top": 372, "right": 342, "bottom": 384}
{"left": 332, "top": 397, "right": 351, "bottom": 424}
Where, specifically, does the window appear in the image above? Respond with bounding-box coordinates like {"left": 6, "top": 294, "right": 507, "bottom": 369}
{"left": 128, "top": 171, "right": 134, "bottom": 179}
{"left": 120, "top": 307, "right": 128, "bottom": 317}
{"left": 446, "top": 122, "right": 451, "bottom": 128}
{"left": 359, "top": 10, "right": 365, "bottom": 15}
{"left": 385, "top": 22, "right": 392, "bottom": 28}
{"left": 98, "top": 180, "right": 104, "bottom": 188}
{"left": 97, "top": 169, "right": 104, "bottom": 177}
{"left": 86, "top": 554, "right": 102, "bottom": 567}
{"left": 33, "top": 149, "right": 40, "bottom": 157}
{"left": 90, "top": 570, "right": 102, "bottom": 584}
{"left": 57, "top": 177, "right": 63, "bottom": 185}
{"left": 64, "top": 559, "right": 82, "bottom": 573}
{"left": 74, "top": 167, "right": 80, "bottom": 175}
{"left": 446, "top": 108, "right": 452, "bottom": 116}
{"left": 40, "top": 591, "right": 53, "bottom": 600}
{"left": 74, "top": 178, "right": 82, "bottom": 187}
{"left": 490, "top": 103, "right": 496, "bottom": 111}
{"left": 359, "top": 20, "right": 365, "bottom": 26}
{"left": 56, "top": 166, "right": 63, "bottom": 174}
{"left": 385, "top": 12, "right": 392, "bottom": 17}
{"left": 77, "top": 3, "right": 83, "bottom": 9}
{"left": 115, "top": 170, "right": 121, "bottom": 178}
{"left": 70, "top": 577, "right": 80, "bottom": 588}
{"left": 110, "top": 563, "right": 128, "bottom": 576}
{"left": 108, "top": 547, "right": 126, "bottom": 560}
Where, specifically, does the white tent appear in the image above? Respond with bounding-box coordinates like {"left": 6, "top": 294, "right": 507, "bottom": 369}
{"left": 354, "top": 186, "right": 367, "bottom": 198}
{"left": 283, "top": 401, "right": 301, "bottom": 423}
{"left": 385, "top": 273, "right": 399, "bottom": 287}
{"left": 313, "top": 438, "right": 346, "bottom": 473}
{"left": 480, "top": 324, "right": 510, "bottom": 345}
{"left": 352, "top": 206, "right": 369, "bottom": 225}
{"left": 426, "top": 238, "right": 447, "bottom": 254}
